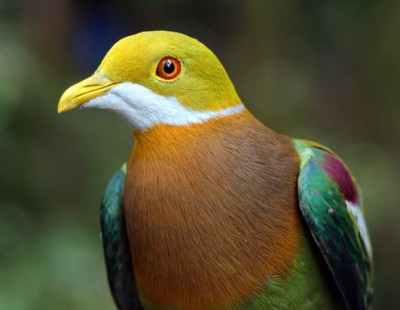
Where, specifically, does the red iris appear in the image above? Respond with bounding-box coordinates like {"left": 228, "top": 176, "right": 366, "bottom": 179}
{"left": 156, "top": 57, "right": 181, "bottom": 80}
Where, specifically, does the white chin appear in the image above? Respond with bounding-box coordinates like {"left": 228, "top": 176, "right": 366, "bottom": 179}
{"left": 83, "top": 82, "right": 244, "bottom": 131}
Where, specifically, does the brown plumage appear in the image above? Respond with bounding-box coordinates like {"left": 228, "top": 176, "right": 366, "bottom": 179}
{"left": 125, "top": 109, "right": 302, "bottom": 309}
{"left": 57, "top": 31, "right": 372, "bottom": 310}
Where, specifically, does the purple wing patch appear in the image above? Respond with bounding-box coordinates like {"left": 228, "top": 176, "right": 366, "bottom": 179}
{"left": 323, "top": 153, "right": 358, "bottom": 204}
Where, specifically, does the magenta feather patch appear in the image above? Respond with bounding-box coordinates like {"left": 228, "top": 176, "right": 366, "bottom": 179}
{"left": 323, "top": 153, "right": 358, "bottom": 204}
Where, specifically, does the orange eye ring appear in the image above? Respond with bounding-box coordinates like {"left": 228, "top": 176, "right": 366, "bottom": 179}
{"left": 156, "top": 57, "right": 181, "bottom": 80}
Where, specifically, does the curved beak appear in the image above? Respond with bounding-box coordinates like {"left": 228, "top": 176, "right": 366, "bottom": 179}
{"left": 58, "top": 72, "right": 116, "bottom": 113}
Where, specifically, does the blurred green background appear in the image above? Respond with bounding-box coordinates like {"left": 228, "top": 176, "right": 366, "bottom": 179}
{"left": 1, "top": 0, "right": 399, "bottom": 309}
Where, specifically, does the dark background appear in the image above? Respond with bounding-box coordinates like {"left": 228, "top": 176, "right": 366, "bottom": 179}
{"left": 1, "top": 0, "right": 399, "bottom": 309}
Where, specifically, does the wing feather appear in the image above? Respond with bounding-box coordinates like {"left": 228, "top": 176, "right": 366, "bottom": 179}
{"left": 100, "top": 164, "right": 143, "bottom": 310}
{"left": 294, "top": 140, "right": 373, "bottom": 310}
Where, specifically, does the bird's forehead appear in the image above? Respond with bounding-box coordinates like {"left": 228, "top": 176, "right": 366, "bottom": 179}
{"left": 102, "top": 32, "right": 203, "bottom": 64}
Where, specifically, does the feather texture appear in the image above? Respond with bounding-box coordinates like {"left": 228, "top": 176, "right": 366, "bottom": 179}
{"left": 125, "top": 110, "right": 301, "bottom": 308}
{"left": 58, "top": 30, "right": 373, "bottom": 310}
{"left": 100, "top": 164, "right": 142, "bottom": 310}
{"left": 295, "top": 140, "right": 373, "bottom": 310}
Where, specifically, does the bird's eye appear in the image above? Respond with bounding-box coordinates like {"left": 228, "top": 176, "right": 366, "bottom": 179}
{"left": 156, "top": 57, "right": 181, "bottom": 80}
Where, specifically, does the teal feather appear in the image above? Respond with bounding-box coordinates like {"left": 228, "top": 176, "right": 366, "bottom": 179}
{"left": 294, "top": 140, "right": 373, "bottom": 310}
{"left": 100, "top": 163, "right": 142, "bottom": 310}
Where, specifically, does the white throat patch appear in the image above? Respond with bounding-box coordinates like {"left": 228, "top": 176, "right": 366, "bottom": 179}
{"left": 82, "top": 82, "right": 245, "bottom": 131}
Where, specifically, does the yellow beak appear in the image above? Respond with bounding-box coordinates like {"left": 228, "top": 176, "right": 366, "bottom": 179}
{"left": 58, "top": 72, "right": 116, "bottom": 113}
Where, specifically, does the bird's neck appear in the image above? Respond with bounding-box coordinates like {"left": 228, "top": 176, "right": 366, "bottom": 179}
{"left": 131, "top": 108, "right": 254, "bottom": 153}
{"left": 124, "top": 109, "right": 302, "bottom": 309}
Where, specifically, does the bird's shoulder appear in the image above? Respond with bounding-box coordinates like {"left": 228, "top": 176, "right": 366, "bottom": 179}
{"left": 100, "top": 164, "right": 142, "bottom": 310}
{"left": 293, "top": 139, "right": 373, "bottom": 310}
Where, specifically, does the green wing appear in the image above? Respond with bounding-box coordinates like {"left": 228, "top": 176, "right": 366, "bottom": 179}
{"left": 100, "top": 164, "right": 143, "bottom": 310}
{"left": 294, "top": 140, "right": 373, "bottom": 310}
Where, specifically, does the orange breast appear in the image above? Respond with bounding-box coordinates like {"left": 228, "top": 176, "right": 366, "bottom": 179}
{"left": 124, "top": 110, "right": 301, "bottom": 309}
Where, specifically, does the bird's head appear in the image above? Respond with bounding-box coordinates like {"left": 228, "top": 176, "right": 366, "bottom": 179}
{"left": 58, "top": 31, "right": 243, "bottom": 131}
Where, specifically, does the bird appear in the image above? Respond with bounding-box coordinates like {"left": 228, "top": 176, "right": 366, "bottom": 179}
{"left": 58, "top": 31, "right": 373, "bottom": 310}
